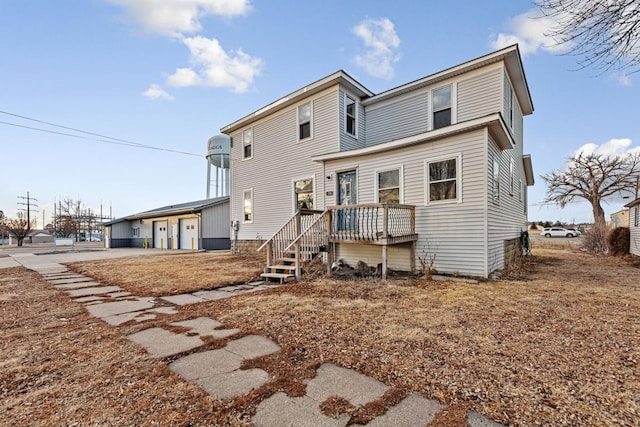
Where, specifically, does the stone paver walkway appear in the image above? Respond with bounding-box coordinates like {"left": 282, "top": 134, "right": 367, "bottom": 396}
{"left": 10, "top": 252, "right": 504, "bottom": 427}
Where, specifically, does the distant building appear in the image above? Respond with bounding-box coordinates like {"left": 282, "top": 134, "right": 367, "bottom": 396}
{"left": 610, "top": 209, "right": 630, "bottom": 228}
{"left": 625, "top": 199, "right": 640, "bottom": 256}
{"left": 102, "top": 197, "right": 230, "bottom": 251}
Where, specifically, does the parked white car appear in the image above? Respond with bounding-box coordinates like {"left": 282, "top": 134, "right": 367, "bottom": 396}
{"left": 540, "top": 227, "right": 580, "bottom": 238}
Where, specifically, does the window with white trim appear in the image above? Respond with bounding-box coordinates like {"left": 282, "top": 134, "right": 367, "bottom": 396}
{"left": 509, "top": 157, "right": 515, "bottom": 196}
{"left": 345, "top": 95, "right": 357, "bottom": 137}
{"left": 507, "top": 83, "right": 514, "bottom": 128}
{"left": 493, "top": 155, "right": 500, "bottom": 204}
{"left": 432, "top": 85, "right": 451, "bottom": 129}
{"left": 426, "top": 155, "right": 460, "bottom": 204}
{"left": 132, "top": 227, "right": 140, "bottom": 237}
{"left": 298, "top": 101, "right": 312, "bottom": 141}
{"left": 635, "top": 206, "right": 639, "bottom": 227}
{"left": 294, "top": 178, "right": 314, "bottom": 210}
{"left": 242, "top": 128, "right": 253, "bottom": 159}
{"left": 243, "top": 189, "right": 253, "bottom": 222}
{"left": 376, "top": 167, "right": 402, "bottom": 204}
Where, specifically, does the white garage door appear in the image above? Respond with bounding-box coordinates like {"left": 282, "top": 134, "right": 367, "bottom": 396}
{"left": 180, "top": 218, "right": 199, "bottom": 250}
{"left": 154, "top": 220, "right": 168, "bottom": 249}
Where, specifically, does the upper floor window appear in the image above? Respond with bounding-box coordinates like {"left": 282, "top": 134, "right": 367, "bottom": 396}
{"left": 298, "top": 102, "right": 313, "bottom": 141}
{"left": 294, "top": 178, "right": 314, "bottom": 210}
{"left": 635, "top": 206, "right": 639, "bottom": 227}
{"left": 493, "top": 155, "right": 500, "bottom": 204}
{"left": 242, "top": 128, "right": 253, "bottom": 159}
{"left": 243, "top": 188, "right": 253, "bottom": 222}
{"left": 432, "top": 85, "right": 451, "bottom": 129}
{"left": 507, "top": 83, "right": 514, "bottom": 128}
{"left": 377, "top": 167, "right": 402, "bottom": 204}
{"left": 426, "top": 155, "right": 461, "bottom": 204}
{"left": 509, "top": 157, "right": 515, "bottom": 196}
{"left": 345, "top": 95, "right": 357, "bottom": 137}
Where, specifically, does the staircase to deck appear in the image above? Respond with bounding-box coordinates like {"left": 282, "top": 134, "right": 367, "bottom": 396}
{"left": 258, "top": 209, "right": 327, "bottom": 283}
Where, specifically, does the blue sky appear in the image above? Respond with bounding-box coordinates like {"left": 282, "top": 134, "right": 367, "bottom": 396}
{"left": 1, "top": 0, "right": 638, "bottom": 226}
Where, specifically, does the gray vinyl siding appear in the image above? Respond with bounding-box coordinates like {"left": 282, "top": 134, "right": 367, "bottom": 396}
{"left": 630, "top": 206, "right": 640, "bottom": 256}
{"left": 230, "top": 88, "right": 339, "bottom": 241}
{"left": 503, "top": 71, "right": 524, "bottom": 147}
{"left": 324, "top": 129, "right": 489, "bottom": 277}
{"left": 339, "top": 88, "right": 365, "bottom": 151}
{"left": 365, "top": 92, "right": 429, "bottom": 147}
{"left": 337, "top": 243, "right": 413, "bottom": 271}
{"left": 457, "top": 68, "right": 502, "bottom": 122}
{"left": 201, "top": 202, "right": 230, "bottom": 238}
{"left": 110, "top": 222, "right": 131, "bottom": 239}
{"left": 486, "top": 135, "right": 528, "bottom": 271}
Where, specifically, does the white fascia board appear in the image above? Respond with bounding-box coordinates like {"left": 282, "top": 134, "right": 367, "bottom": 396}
{"left": 523, "top": 154, "right": 535, "bottom": 186}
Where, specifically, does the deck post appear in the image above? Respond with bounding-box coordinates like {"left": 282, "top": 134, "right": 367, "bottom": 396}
{"left": 382, "top": 204, "right": 389, "bottom": 239}
{"left": 295, "top": 241, "right": 302, "bottom": 280}
{"left": 410, "top": 240, "right": 416, "bottom": 273}
{"left": 326, "top": 210, "right": 333, "bottom": 276}
{"left": 266, "top": 241, "right": 273, "bottom": 271}
{"left": 382, "top": 244, "right": 388, "bottom": 279}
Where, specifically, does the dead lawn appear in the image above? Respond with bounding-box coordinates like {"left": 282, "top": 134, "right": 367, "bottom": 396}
{"left": 0, "top": 267, "right": 248, "bottom": 426}
{"left": 66, "top": 252, "right": 264, "bottom": 296}
{"left": 2, "top": 245, "right": 639, "bottom": 426}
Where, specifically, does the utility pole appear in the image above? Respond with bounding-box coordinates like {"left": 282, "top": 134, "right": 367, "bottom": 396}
{"left": 17, "top": 192, "right": 38, "bottom": 229}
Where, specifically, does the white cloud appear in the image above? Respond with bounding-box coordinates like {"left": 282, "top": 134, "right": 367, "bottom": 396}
{"left": 107, "top": 0, "right": 252, "bottom": 36}
{"left": 576, "top": 138, "right": 638, "bottom": 156}
{"left": 353, "top": 18, "right": 401, "bottom": 79}
{"left": 166, "top": 36, "right": 263, "bottom": 93}
{"left": 610, "top": 72, "right": 633, "bottom": 86}
{"left": 491, "top": 8, "right": 573, "bottom": 56}
{"left": 143, "top": 84, "right": 174, "bottom": 100}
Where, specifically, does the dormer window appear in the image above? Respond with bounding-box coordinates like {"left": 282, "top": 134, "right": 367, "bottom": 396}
{"left": 298, "top": 102, "right": 313, "bottom": 141}
{"left": 345, "top": 95, "right": 357, "bottom": 137}
{"left": 432, "top": 85, "right": 451, "bottom": 129}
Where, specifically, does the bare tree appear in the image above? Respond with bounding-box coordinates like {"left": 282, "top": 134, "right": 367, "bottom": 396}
{"left": 4, "top": 212, "right": 34, "bottom": 247}
{"left": 537, "top": 0, "right": 640, "bottom": 73}
{"left": 542, "top": 152, "right": 640, "bottom": 227}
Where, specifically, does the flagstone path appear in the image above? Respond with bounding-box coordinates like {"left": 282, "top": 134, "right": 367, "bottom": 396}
{"left": 15, "top": 255, "right": 503, "bottom": 427}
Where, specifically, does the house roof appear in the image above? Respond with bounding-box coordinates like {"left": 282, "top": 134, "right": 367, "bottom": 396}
{"left": 363, "top": 44, "right": 533, "bottom": 115}
{"left": 220, "top": 44, "right": 533, "bottom": 135}
{"left": 523, "top": 155, "right": 535, "bottom": 186}
{"left": 624, "top": 198, "right": 640, "bottom": 208}
{"left": 311, "top": 113, "right": 515, "bottom": 162}
{"left": 220, "top": 70, "right": 374, "bottom": 134}
{"left": 103, "top": 196, "right": 229, "bottom": 225}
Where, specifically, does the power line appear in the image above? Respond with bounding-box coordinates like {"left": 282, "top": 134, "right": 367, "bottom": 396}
{"left": 0, "top": 110, "right": 201, "bottom": 157}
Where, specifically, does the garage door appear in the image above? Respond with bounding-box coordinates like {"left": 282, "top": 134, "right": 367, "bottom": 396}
{"left": 154, "top": 220, "right": 168, "bottom": 249}
{"left": 180, "top": 218, "right": 199, "bottom": 250}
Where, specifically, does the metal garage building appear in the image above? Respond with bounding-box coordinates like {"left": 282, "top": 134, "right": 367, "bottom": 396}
{"left": 103, "top": 197, "right": 230, "bottom": 251}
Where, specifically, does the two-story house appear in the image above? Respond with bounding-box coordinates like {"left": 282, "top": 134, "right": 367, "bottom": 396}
{"left": 221, "top": 44, "right": 534, "bottom": 279}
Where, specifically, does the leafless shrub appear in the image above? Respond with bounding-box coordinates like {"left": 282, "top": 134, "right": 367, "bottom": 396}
{"left": 580, "top": 224, "right": 608, "bottom": 255}
{"left": 606, "top": 226, "right": 630, "bottom": 256}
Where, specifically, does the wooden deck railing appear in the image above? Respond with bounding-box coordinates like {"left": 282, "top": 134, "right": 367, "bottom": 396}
{"left": 257, "top": 209, "right": 325, "bottom": 268}
{"left": 327, "top": 203, "right": 416, "bottom": 243}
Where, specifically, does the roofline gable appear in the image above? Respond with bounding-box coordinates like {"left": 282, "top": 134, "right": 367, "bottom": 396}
{"left": 362, "top": 44, "right": 533, "bottom": 115}
{"left": 220, "top": 70, "right": 373, "bottom": 134}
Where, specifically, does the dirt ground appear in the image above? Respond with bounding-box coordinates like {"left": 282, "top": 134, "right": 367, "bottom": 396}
{"left": 1, "top": 244, "right": 639, "bottom": 426}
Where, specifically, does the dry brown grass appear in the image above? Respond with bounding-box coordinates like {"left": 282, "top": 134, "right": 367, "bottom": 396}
{"left": 201, "top": 247, "right": 640, "bottom": 426}
{"left": 66, "top": 252, "right": 264, "bottom": 296}
{"left": 0, "top": 267, "right": 248, "bottom": 426}
{"left": 3, "top": 245, "right": 639, "bottom": 426}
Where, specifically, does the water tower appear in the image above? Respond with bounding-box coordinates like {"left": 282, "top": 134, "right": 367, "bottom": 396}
{"left": 206, "top": 135, "right": 230, "bottom": 198}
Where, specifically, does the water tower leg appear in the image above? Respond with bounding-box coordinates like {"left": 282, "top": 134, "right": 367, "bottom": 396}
{"left": 206, "top": 161, "right": 211, "bottom": 199}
